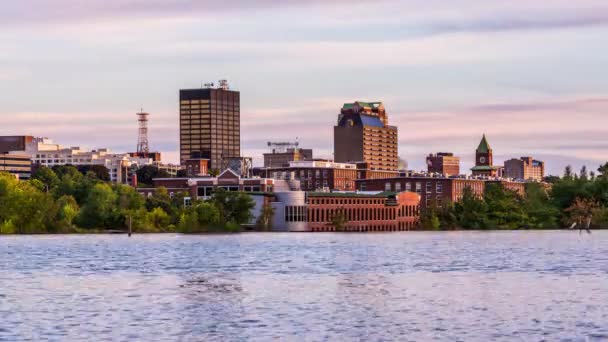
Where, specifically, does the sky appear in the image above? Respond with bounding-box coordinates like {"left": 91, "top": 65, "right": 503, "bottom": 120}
{"left": 1, "top": 0, "right": 608, "bottom": 176}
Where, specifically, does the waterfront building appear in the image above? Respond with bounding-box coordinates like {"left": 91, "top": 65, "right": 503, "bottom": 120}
{"left": 334, "top": 101, "right": 399, "bottom": 171}
{"left": 504, "top": 157, "right": 545, "bottom": 181}
{"left": 356, "top": 176, "right": 526, "bottom": 211}
{"left": 138, "top": 170, "right": 421, "bottom": 232}
{"left": 471, "top": 134, "right": 499, "bottom": 177}
{"left": 179, "top": 81, "right": 240, "bottom": 169}
{"left": 305, "top": 192, "right": 420, "bottom": 232}
{"left": 427, "top": 152, "right": 460, "bottom": 176}
{"left": 0, "top": 153, "right": 32, "bottom": 179}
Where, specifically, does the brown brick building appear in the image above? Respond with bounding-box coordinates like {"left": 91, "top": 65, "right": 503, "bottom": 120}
{"left": 179, "top": 84, "right": 240, "bottom": 169}
{"left": 256, "top": 160, "right": 400, "bottom": 192}
{"left": 427, "top": 153, "right": 460, "bottom": 176}
{"left": 504, "top": 157, "right": 545, "bottom": 181}
{"left": 258, "top": 160, "right": 358, "bottom": 191}
{"left": 356, "top": 176, "right": 525, "bottom": 211}
{"left": 334, "top": 101, "right": 398, "bottom": 171}
{"left": 306, "top": 192, "right": 420, "bottom": 232}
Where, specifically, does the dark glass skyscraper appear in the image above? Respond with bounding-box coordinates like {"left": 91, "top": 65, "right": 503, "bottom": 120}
{"left": 179, "top": 86, "right": 240, "bottom": 169}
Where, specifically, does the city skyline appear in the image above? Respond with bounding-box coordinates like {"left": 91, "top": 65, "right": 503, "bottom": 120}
{"left": 2, "top": 1, "right": 608, "bottom": 175}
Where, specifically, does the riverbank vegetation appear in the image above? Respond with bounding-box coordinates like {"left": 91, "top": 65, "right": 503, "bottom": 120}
{"left": 3, "top": 162, "right": 608, "bottom": 234}
{"left": 421, "top": 164, "right": 608, "bottom": 230}
{"left": 0, "top": 166, "right": 254, "bottom": 234}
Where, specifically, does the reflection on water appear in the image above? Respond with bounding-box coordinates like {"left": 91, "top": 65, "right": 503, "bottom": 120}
{"left": 1, "top": 232, "right": 608, "bottom": 341}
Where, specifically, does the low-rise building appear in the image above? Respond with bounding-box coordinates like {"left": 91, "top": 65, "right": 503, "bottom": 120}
{"left": 263, "top": 147, "right": 313, "bottom": 168}
{"left": 356, "top": 176, "right": 525, "bottom": 211}
{"left": 306, "top": 192, "right": 420, "bottom": 232}
{"left": 0, "top": 153, "right": 32, "bottom": 179}
{"left": 257, "top": 160, "right": 359, "bottom": 191}
{"left": 6, "top": 137, "right": 153, "bottom": 183}
{"left": 138, "top": 169, "right": 422, "bottom": 232}
{"left": 504, "top": 157, "right": 544, "bottom": 181}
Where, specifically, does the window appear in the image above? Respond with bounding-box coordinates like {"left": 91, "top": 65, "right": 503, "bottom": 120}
{"left": 184, "top": 197, "right": 192, "bottom": 207}
{"left": 426, "top": 182, "right": 433, "bottom": 194}
{"left": 315, "top": 170, "right": 320, "bottom": 178}
{"left": 395, "top": 183, "right": 402, "bottom": 191}
{"left": 323, "top": 170, "right": 328, "bottom": 178}
{"left": 436, "top": 183, "right": 443, "bottom": 194}
{"left": 405, "top": 182, "right": 412, "bottom": 191}
{"left": 385, "top": 182, "right": 391, "bottom": 191}
{"left": 415, "top": 182, "right": 422, "bottom": 193}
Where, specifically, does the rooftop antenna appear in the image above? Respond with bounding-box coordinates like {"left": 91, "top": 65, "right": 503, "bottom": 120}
{"left": 136, "top": 110, "right": 150, "bottom": 154}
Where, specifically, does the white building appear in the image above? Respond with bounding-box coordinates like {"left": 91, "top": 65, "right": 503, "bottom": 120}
{"left": 18, "top": 137, "right": 153, "bottom": 183}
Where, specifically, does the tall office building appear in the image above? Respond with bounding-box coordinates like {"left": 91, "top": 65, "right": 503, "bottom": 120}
{"left": 179, "top": 81, "right": 240, "bottom": 169}
{"left": 334, "top": 101, "right": 398, "bottom": 171}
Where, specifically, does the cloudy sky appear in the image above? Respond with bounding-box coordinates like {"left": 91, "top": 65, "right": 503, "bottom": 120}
{"left": 2, "top": 0, "right": 608, "bottom": 175}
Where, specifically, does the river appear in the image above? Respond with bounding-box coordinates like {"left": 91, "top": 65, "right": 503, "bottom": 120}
{"left": 1, "top": 231, "right": 607, "bottom": 341}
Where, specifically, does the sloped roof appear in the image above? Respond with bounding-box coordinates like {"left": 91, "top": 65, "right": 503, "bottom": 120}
{"left": 477, "top": 134, "right": 491, "bottom": 153}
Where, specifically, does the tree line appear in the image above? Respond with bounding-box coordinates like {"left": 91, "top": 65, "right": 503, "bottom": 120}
{"left": 421, "top": 163, "right": 608, "bottom": 230}
{"left": 0, "top": 165, "right": 255, "bottom": 234}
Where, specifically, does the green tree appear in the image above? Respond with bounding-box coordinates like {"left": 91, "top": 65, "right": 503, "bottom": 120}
{"left": 77, "top": 165, "right": 110, "bottom": 181}
{"left": 136, "top": 165, "right": 170, "bottom": 186}
{"left": 523, "top": 183, "right": 559, "bottom": 229}
{"left": 256, "top": 203, "right": 275, "bottom": 231}
{"left": 76, "top": 183, "right": 118, "bottom": 228}
{"left": 330, "top": 208, "right": 348, "bottom": 231}
{"left": 147, "top": 207, "right": 171, "bottom": 231}
{"left": 32, "top": 166, "right": 59, "bottom": 192}
{"left": 209, "top": 189, "right": 255, "bottom": 225}
{"left": 55, "top": 195, "right": 80, "bottom": 232}
{"left": 454, "top": 187, "right": 488, "bottom": 229}
{"left": 178, "top": 202, "right": 221, "bottom": 233}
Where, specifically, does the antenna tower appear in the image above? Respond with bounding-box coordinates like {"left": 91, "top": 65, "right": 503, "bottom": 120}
{"left": 136, "top": 110, "right": 150, "bottom": 154}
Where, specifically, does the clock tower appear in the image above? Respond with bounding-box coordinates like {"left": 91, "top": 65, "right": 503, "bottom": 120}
{"left": 471, "top": 134, "right": 498, "bottom": 177}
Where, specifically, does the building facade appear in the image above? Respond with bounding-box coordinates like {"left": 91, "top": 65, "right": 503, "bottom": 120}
{"left": 427, "top": 152, "right": 460, "bottom": 176}
{"left": 334, "top": 101, "right": 398, "bottom": 171}
{"left": 263, "top": 148, "right": 313, "bottom": 168}
{"left": 0, "top": 153, "right": 32, "bottom": 179}
{"left": 179, "top": 84, "right": 240, "bottom": 169}
{"left": 471, "top": 134, "right": 499, "bottom": 177}
{"left": 356, "top": 176, "right": 526, "bottom": 211}
{"left": 8, "top": 137, "right": 152, "bottom": 183}
{"left": 305, "top": 192, "right": 420, "bottom": 232}
{"left": 0, "top": 136, "right": 34, "bottom": 153}
{"left": 258, "top": 160, "right": 359, "bottom": 191}
{"left": 504, "top": 157, "right": 545, "bottom": 181}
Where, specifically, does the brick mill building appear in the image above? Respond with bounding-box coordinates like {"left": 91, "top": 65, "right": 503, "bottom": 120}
{"left": 356, "top": 176, "right": 526, "bottom": 211}
{"left": 334, "top": 101, "right": 398, "bottom": 171}
{"left": 306, "top": 192, "right": 420, "bottom": 232}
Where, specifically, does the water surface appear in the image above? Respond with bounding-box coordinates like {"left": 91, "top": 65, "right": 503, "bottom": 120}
{"left": 1, "top": 231, "right": 607, "bottom": 341}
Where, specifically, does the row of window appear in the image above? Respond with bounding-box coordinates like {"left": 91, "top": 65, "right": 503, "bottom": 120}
{"left": 382, "top": 182, "right": 444, "bottom": 194}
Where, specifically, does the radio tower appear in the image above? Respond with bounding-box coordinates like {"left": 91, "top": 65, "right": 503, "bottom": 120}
{"left": 136, "top": 110, "right": 150, "bottom": 155}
